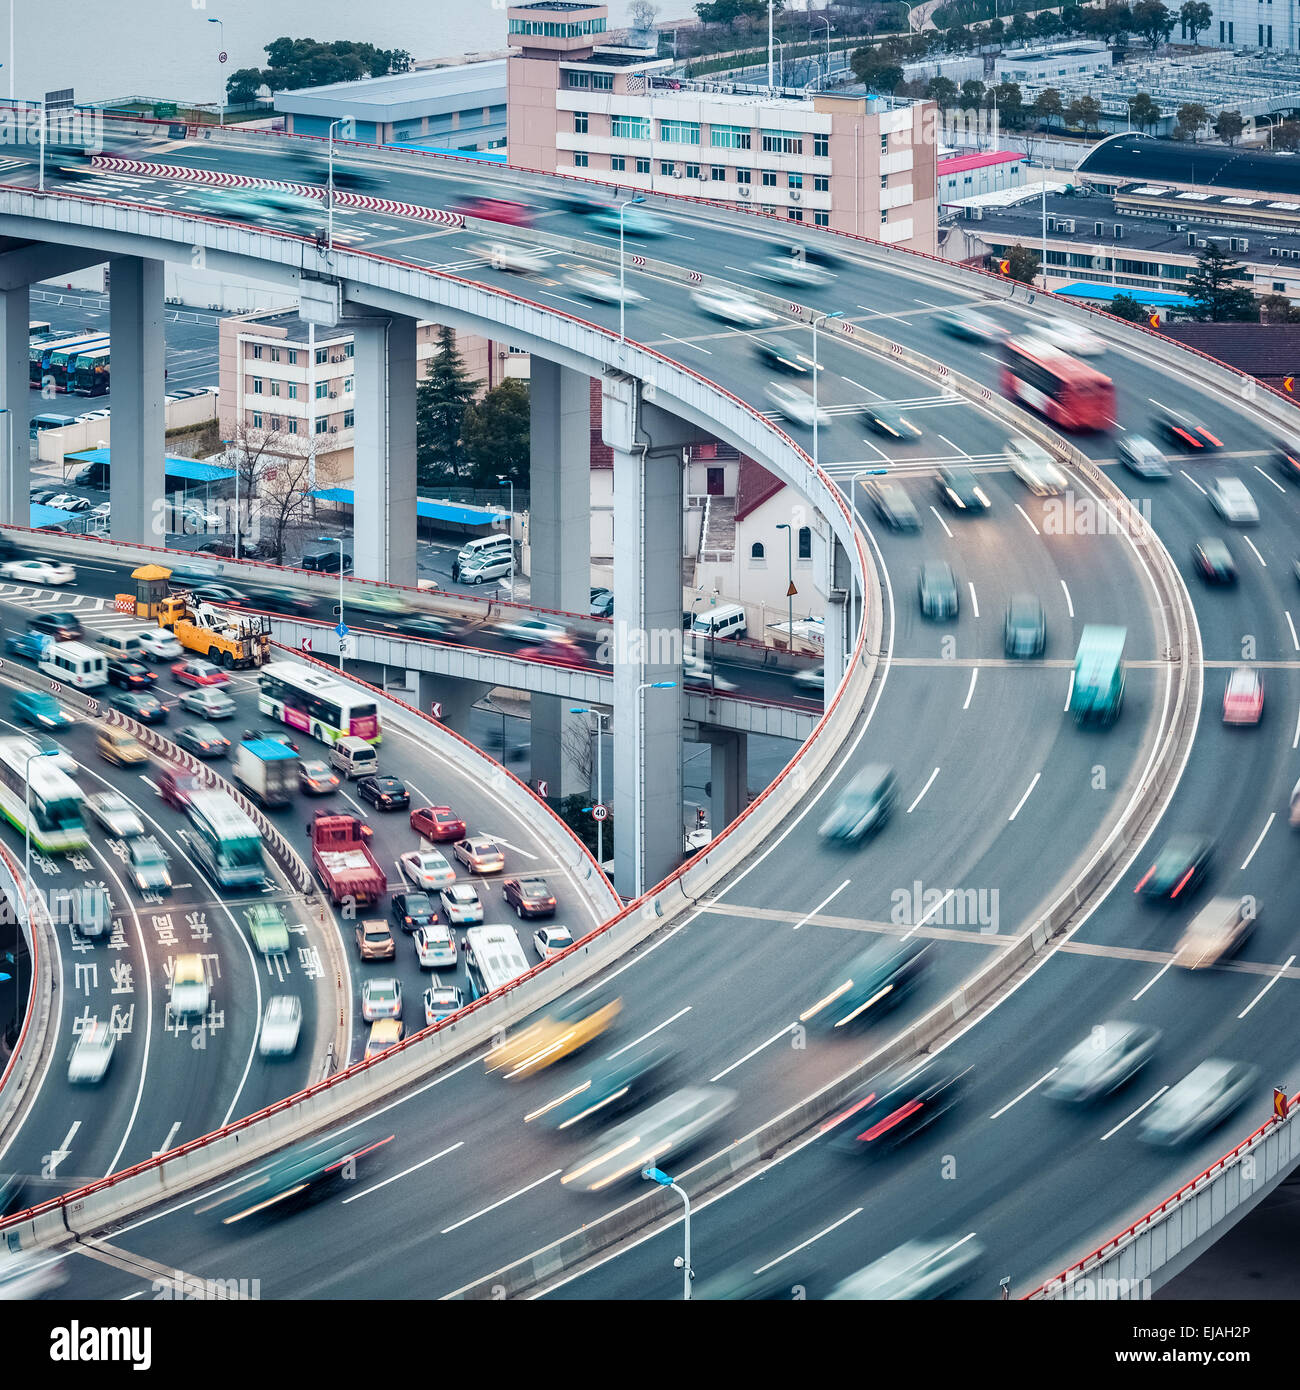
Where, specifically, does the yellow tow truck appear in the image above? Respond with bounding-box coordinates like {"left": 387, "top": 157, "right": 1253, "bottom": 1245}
{"left": 116, "top": 564, "right": 270, "bottom": 669}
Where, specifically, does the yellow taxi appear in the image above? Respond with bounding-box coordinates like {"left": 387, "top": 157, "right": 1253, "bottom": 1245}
{"left": 364, "top": 1019, "right": 404, "bottom": 1061}
{"left": 485, "top": 990, "right": 622, "bottom": 1081}
{"left": 97, "top": 727, "right": 148, "bottom": 766}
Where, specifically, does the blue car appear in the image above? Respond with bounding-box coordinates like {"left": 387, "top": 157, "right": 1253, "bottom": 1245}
{"left": 4, "top": 632, "right": 45, "bottom": 662}
{"left": 13, "top": 690, "right": 73, "bottom": 730}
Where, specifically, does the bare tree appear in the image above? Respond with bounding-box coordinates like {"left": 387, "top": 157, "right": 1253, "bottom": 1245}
{"left": 630, "top": 0, "right": 660, "bottom": 31}
{"left": 220, "top": 421, "right": 316, "bottom": 562}
{"left": 562, "top": 716, "right": 595, "bottom": 793}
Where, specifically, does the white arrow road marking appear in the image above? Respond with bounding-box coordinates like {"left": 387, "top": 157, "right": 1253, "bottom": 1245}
{"left": 45, "top": 1121, "right": 81, "bottom": 1177}
{"left": 485, "top": 836, "right": 537, "bottom": 859}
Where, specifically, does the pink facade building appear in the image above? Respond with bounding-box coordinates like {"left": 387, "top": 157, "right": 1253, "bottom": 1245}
{"left": 506, "top": 1, "right": 937, "bottom": 252}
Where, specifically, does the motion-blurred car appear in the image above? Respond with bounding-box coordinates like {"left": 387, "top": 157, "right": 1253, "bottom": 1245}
{"left": 245, "top": 903, "right": 290, "bottom": 955}
{"left": 67, "top": 886, "right": 112, "bottom": 939}
{"left": 525, "top": 1040, "right": 679, "bottom": 1132}
{"left": 169, "top": 953, "right": 209, "bottom": 1018}
{"left": 355, "top": 918, "right": 395, "bottom": 962}
{"left": 753, "top": 255, "right": 833, "bottom": 288}
{"left": 533, "top": 925, "right": 574, "bottom": 959}
{"left": 1117, "top": 433, "right": 1171, "bottom": 479}
{"left": 171, "top": 659, "right": 229, "bottom": 688}
{"left": 110, "top": 690, "right": 167, "bottom": 724}
{"left": 453, "top": 836, "right": 505, "bottom": 874}
{"left": 28, "top": 610, "right": 83, "bottom": 640}
{"left": 1273, "top": 446, "right": 1300, "bottom": 485}
{"left": 258, "top": 995, "right": 302, "bottom": 1057}
{"left": 424, "top": 984, "right": 464, "bottom": 1025}
{"left": 399, "top": 849, "right": 455, "bottom": 890}
{"left": 361, "top": 978, "right": 403, "bottom": 1023}
{"left": 453, "top": 195, "right": 533, "bottom": 226}
{"left": 67, "top": 1020, "right": 115, "bottom": 1084}
{"left": 754, "top": 339, "right": 816, "bottom": 375}
{"left": 566, "top": 267, "right": 644, "bottom": 303}
{"left": 410, "top": 805, "right": 466, "bottom": 841}
{"left": 85, "top": 790, "right": 144, "bottom": 839}
{"left": 1005, "top": 436, "right": 1066, "bottom": 494}
{"left": 414, "top": 924, "right": 457, "bottom": 969}
{"left": 689, "top": 287, "right": 775, "bottom": 328}
{"left": 486, "top": 989, "right": 623, "bottom": 1080}
{"left": 818, "top": 764, "right": 897, "bottom": 842}
{"left": 364, "top": 1019, "right": 404, "bottom": 1060}
{"left": 820, "top": 1057, "right": 970, "bottom": 1155}
{"left": 390, "top": 890, "right": 437, "bottom": 934}
{"left": 157, "top": 768, "right": 199, "bottom": 811}
{"left": 128, "top": 837, "right": 171, "bottom": 894}
{"left": 174, "top": 721, "right": 230, "bottom": 758}
{"left": 827, "top": 1236, "right": 984, "bottom": 1300}
{"left": 106, "top": 657, "right": 157, "bottom": 690}
{"left": 587, "top": 205, "right": 667, "bottom": 237}
{"left": 137, "top": 629, "right": 182, "bottom": 661}
{"left": 439, "top": 883, "right": 482, "bottom": 924}
{"left": 0, "top": 558, "right": 74, "bottom": 585}
{"left": 482, "top": 240, "right": 549, "bottom": 275}
{"left": 4, "top": 632, "right": 45, "bottom": 661}
{"left": 1151, "top": 402, "right": 1222, "bottom": 451}
{"left": 299, "top": 758, "right": 340, "bottom": 795}
{"left": 1134, "top": 834, "right": 1213, "bottom": 901}
{"left": 13, "top": 690, "right": 73, "bottom": 730}
{"left": 763, "top": 381, "right": 830, "bottom": 428}
{"left": 1208, "top": 475, "right": 1259, "bottom": 525}
{"left": 919, "top": 560, "right": 960, "bottom": 620}
{"left": 1173, "top": 895, "right": 1258, "bottom": 970}
{"left": 801, "top": 937, "right": 931, "bottom": 1029}
{"left": 502, "top": 874, "right": 556, "bottom": 918}
{"left": 495, "top": 617, "right": 569, "bottom": 645}
{"left": 1004, "top": 593, "right": 1046, "bottom": 658}
{"left": 935, "top": 307, "right": 1002, "bottom": 342}
{"left": 192, "top": 584, "right": 250, "bottom": 608}
{"left": 357, "top": 774, "right": 409, "bottom": 810}
{"left": 682, "top": 652, "right": 738, "bottom": 690}
{"left": 935, "top": 465, "right": 991, "bottom": 512}
{"left": 792, "top": 665, "right": 825, "bottom": 692}
{"left": 866, "top": 480, "right": 921, "bottom": 532}
{"left": 1043, "top": 1020, "right": 1162, "bottom": 1103}
{"left": 1223, "top": 666, "right": 1263, "bottom": 724}
{"left": 1193, "top": 536, "right": 1237, "bottom": 584}
{"left": 559, "top": 1084, "right": 736, "bottom": 1191}
{"left": 179, "top": 686, "right": 235, "bottom": 720}
{"left": 863, "top": 404, "right": 922, "bottom": 441}
{"left": 1039, "top": 315, "right": 1105, "bottom": 357}
{"left": 1140, "top": 1059, "right": 1258, "bottom": 1147}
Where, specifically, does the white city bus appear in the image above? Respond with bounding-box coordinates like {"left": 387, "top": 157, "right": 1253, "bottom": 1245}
{"left": 464, "top": 925, "right": 531, "bottom": 1001}
{"left": 257, "top": 660, "right": 381, "bottom": 746}
{"left": 0, "top": 735, "right": 88, "bottom": 853}
{"left": 185, "top": 790, "right": 266, "bottom": 890}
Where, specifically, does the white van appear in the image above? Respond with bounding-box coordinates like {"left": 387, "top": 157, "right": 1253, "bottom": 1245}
{"left": 453, "top": 533, "right": 511, "bottom": 581}
{"left": 692, "top": 602, "right": 747, "bottom": 641}
{"left": 39, "top": 640, "right": 107, "bottom": 689}
{"left": 91, "top": 629, "right": 145, "bottom": 661}
{"left": 329, "top": 735, "right": 379, "bottom": 778}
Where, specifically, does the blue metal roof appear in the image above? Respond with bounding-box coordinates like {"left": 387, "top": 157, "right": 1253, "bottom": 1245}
{"left": 240, "top": 738, "right": 298, "bottom": 762}
{"left": 68, "top": 448, "right": 235, "bottom": 482}
{"left": 311, "top": 488, "right": 507, "bottom": 525}
{"left": 388, "top": 141, "right": 507, "bottom": 163}
{"left": 31, "top": 503, "right": 71, "bottom": 528}
{"left": 1054, "top": 282, "right": 1192, "bottom": 307}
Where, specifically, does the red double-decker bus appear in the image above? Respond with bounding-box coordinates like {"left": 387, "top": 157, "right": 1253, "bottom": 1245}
{"left": 1001, "top": 336, "right": 1115, "bottom": 432}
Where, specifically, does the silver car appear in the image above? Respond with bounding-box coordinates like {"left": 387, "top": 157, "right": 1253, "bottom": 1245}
{"left": 85, "top": 790, "right": 144, "bottom": 840}
{"left": 827, "top": 1236, "right": 984, "bottom": 1300}
{"left": 1208, "top": 476, "right": 1259, "bottom": 525}
{"left": 1140, "top": 1059, "right": 1259, "bottom": 1147}
{"left": 361, "top": 978, "right": 403, "bottom": 1022}
{"left": 1117, "top": 433, "right": 1170, "bottom": 479}
{"left": 259, "top": 995, "right": 302, "bottom": 1057}
{"left": 67, "top": 1020, "right": 115, "bottom": 1084}
{"left": 1005, "top": 436, "right": 1067, "bottom": 495}
{"left": 1044, "top": 1021, "right": 1162, "bottom": 1103}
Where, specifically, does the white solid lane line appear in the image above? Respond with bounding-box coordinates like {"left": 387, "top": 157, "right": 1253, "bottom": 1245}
{"left": 1064, "top": 671, "right": 1075, "bottom": 713}
{"left": 902, "top": 889, "right": 952, "bottom": 941}
{"left": 342, "top": 1142, "right": 464, "bottom": 1204}
{"left": 1132, "top": 959, "right": 1174, "bottom": 1001}
{"left": 1008, "top": 772, "right": 1042, "bottom": 822}
{"left": 1100, "top": 1087, "right": 1168, "bottom": 1142}
{"left": 1293, "top": 705, "right": 1300, "bottom": 751}
{"left": 752, "top": 1207, "right": 863, "bottom": 1276}
{"left": 1254, "top": 464, "right": 1286, "bottom": 494}
{"left": 1015, "top": 502, "right": 1040, "bottom": 535}
{"left": 439, "top": 1168, "right": 563, "bottom": 1234}
{"left": 906, "top": 767, "right": 940, "bottom": 813}
{"left": 1239, "top": 812, "right": 1275, "bottom": 871}
{"left": 793, "top": 879, "right": 851, "bottom": 931}
{"left": 662, "top": 332, "right": 711, "bottom": 354}
{"left": 1286, "top": 612, "right": 1300, "bottom": 652}
{"left": 1180, "top": 469, "right": 1207, "bottom": 496}
{"left": 928, "top": 505, "right": 954, "bottom": 539}
{"left": 1239, "top": 954, "right": 1296, "bottom": 1019}
{"left": 1060, "top": 579, "right": 1074, "bottom": 618}
{"left": 963, "top": 667, "right": 978, "bottom": 710}
{"left": 605, "top": 1006, "right": 692, "bottom": 1059}
{"left": 709, "top": 1022, "right": 797, "bottom": 1082}
{"left": 968, "top": 582, "right": 980, "bottom": 618}
{"left": 937, "top": 432, "right": 970, "bottom": 459}
{"left": 989, "top": 1068, "right": 1059, "bottom": 1120}
{"left": 1242, "top": 536, "right": 1267, "bottom": 569}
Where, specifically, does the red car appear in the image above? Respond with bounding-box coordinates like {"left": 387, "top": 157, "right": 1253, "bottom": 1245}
{"left": 171, "top": 659, "right": 230, "bottom": 688}
{"left": 1223, "top": 667, "right": 1263, "bottom": 725}
{"left": 410, "top": 805, "right": 466, "bottom": 841}
{"left": 157, "top": 768, "right": 200, "bottom": 811}
{"left": 515, "top": 643, "right": 590, "bottom": 670}
{"left": 453, "top": 196, "right": 533, "bottom": 227}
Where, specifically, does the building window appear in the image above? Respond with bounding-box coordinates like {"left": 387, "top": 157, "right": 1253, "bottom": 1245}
{"left": 813, "top": 175, "right": 829, "bottom": 192}
{"left": 1268, "top": 23, "right": 1273, "bottom": 44}
{"left": 1219, "top": 20, "right": 1224, "bottom": 39}
{"left": 880, "top": 174, "right": 889, "bottom": 190}
{"left": 573, "top": 152, "right": 588, "bottom": 167}
{"left": 814, "top": 211, "right": 829, "bottom": 227}
{"left": 288, "top": 419, "right": 298, "bottom": 435}
{"left": 611, "top": 155, "right": 626, "bottom": 172}
{"left": 1260, "top": 23, "right": 1264, "bottom": 42}
{"left": 1274, "top": 281, "right": 1287, "bottom": 292}
{"left": 797, "top": 526, "right": 811, "bottom": 560}
{"left": 761, "top": 170, "right": 777, "bottom": 187}
{"left": 287, "top": 383, "right": 298, "bottom": 400}
{"left": 710, "top": 124, "right": 751, "bottom": 149}
{"left": 659, "top": 119, "right": 700, "bottom": 144}
{"left": 270, "top": 347, "right": 281, "bottom": 363}
{"left": 270, "top": 380, "right": 281, "bottom": 398}
{"left": 711, "top": 165, "right": 726, "bottom": 181}
{"left": 788, "top": 207, "right": 803, "bottom": 221}
{"left": 788, "top": 172, "right": 803, "bottom": 189}
{"left": 511, "top": 16, "right": 607, "bottom": 36}
{"left": 881, "top": 209, "right": 889, "bottom": 224}
{"left": 813, "top": 133, "right": 828, "bottom": 157}
{"left": 287, "top": 350, "right": 297, "bottom": 366}
{"left": 252, "top": 412, "right": 262, "bottom": 429}
{"left": 315, "top": 418, "right": 329, "bottom": 435}
{"left": 252, "top": 377, "right": 263, "bottom": 394}
{"left": 1229, "top": 20, "right": 1234, "bottom": 39}
{"left": 574, "top": 111, "right": 589, "bottom": 134}
{"left": 761, "top": 129, "right": 802, "bottom": 154}
{"left": 661, "top": 161, "right": 675, "bottom": 175}
{"left": 344, "top": 342, "right": 354, "bottom": 359}
{"left": 880, "top": 134, "right": 889, "bottom": 153}
{"left": 252, "top": 343, "right": 263, "bottom": 360}
{"left": 684, "top": 163, "right": 701, "bottom": 179}
{"left": 736, "top": 168, "right": 751, "bottom": 185}
{"left": 344, "top": 409, "right": 354, "bottom": 429}
{"left": 635, "top": 157, "right": 651, "bottom": 174}
{"left": 315, "top": 346, "right": 328, "bottom": 365}
{"left": 315, "top": 381, "right": 328, "bottom": 400}
{"left": 611, "top": 114, "right": 651, "bottom": 140}
{"left": 344, "top": 377, "right": 354, "bottom": 394}
{"left": 750, "top": 542, "right": 765, "bottom": 560}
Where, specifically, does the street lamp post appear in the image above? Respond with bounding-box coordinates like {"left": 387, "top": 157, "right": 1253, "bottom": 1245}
{"left": 814, "top": 16, "right": 832, "bottom": 86}
{"left": 776, "top": 522, "right": 794, "bottom": 653}
{"left": 497, "top": 476, "right": 514, "bottom": 597}
{"left": 774, "top": 36, "right": 785, "bottom": 89}
{"left": 768, "top": 0, "right": 775, "bottom": 92}
{"left": 326, "top": 117, "right": 344, "bottom": 250}
{"left": 1040, "top": 172, "right": 1048, "bottom": 291}
{"left": 222, "top": 438, "right": 241, "bottom": 561}
{"left": 850, "top": 466, "right": 889, "bottom": 524}
{"left": 618, "top": 194, "right": 645, "bottom": 346}
{"left": 632, "top": 680, "right": 675, "bottom": 900}
{"left": 318, "top": 535, "right": 346, "bottom": 670}
{"left": 570, "top": 706, "right": 610, "bottom": 867}
{"left": 810, "top": 310, "right": 842, "bottom": 475}
{"left": 208, "top": 18, "right": 225, "bottom": 127}
{"left": 643, "top": 1167, "right": 693, "bottom": 1299}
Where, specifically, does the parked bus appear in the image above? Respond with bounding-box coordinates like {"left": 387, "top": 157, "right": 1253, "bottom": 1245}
{"left": 0, "top": 735, "right": 88, "bottom": 853}
{"left": 45, "top": 334, "right": 108, "bottom": 393}
{"left": 464, "top": 925, "right": 531, "bottom": 1001}
{"left": 29, "top": 321, "right": 51, "bottom": 337}
{"left": 38, "top": 640, "right": 107, "bottom": 690}
{"left": 1001, "top": 337, "right": 1115, "bottom": 433}
{"left": 71, "top": 344, "right": 110, "bottom": 397}
{"left": 257, "top": 660, "right": 381, "bottom": 746}
{"left": 1070, "top": 624, "right": 1126, "bottom": 726}
{"left": 185, "top": 790, "right": 266, "bottom": 889}
{"left": 29, "top": 332, "right": 90, "bottom": 386}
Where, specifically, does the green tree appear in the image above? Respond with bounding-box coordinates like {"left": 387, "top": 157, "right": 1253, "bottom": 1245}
{"left": 1214, "top": 108, "right": 1245, "bottom": 145}
{"left": 927, "top": 75, "right": 959, "bottom": 107}
{"left": 226, "top": 68, "right": 264, "bottom": 105}
{"left": 850, "top": 46, "right": 903, "bottom": 92}
{"left": 694, "top": 0, "right": 776, "bottom": 25}
{"left": 1174, "top": 101, "right": 1209, "bottom": 139}
{"left": 1179, "top": 0, "right": 1212, "bottom": 43}
{"left": 462, "top": 378, "right": 531, "bottom": 487}
{"left": 1128, "top": 92, "right": 1161, "bottom": 132}
{"left": 1186, "top": 241, "right": 1257, "bottom": 322}
{"left": 1259, "top": 292, "right": 1300, "bottom": 323}
{"left": 988, "top": 80, "right": 1025, "bottom": 130}
{"left": 1033, "top": 87, "right": 1064, "bottom": 132}
{"left": 1034, "top": 11, "right": 1062, "bottom": 41}
{"left": 1066, "top": 94, "right": 1103, "bottom": 134}
{"left": 999, "top": 243, "right": 1041, "bottom": 285}
{"left": 1131, "top": 0, "right": 1174, "bottom": 51}
{"left": 1108, "top": 293, "right": 1152, "bottom": 323}
{"left": 1273, "top": 120, "right": 1300, "bottom": 152}
{"left": 959, "top": 78, "right": 986, "bottom": 111}
{"left": 1060, "top": 4, "right": 1086, "bottom": 33}
{"left": 416, "top": 326, "right": 477, "bottom": 486}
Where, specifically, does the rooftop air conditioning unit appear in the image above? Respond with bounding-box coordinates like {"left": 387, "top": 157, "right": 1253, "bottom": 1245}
{"left": 1234, "top": 237, "right": 1249, "bottom": 252}
{"left": 790, "top": 189, "right": 801, "bottom": 201}
{"left": 964, "top": 205, "right": 983, "bottom": 219}
{"left": 1175, "top": 223, "right": 1188, "bottom": 232}
{"left": 1196, "top": 238, "right": 1208, "bottom": 248}
{"left": 329, "top": 425, "right": 339, "bottom": 433}
{"left": 329, "top": 391, "right": 338, "bottom": 398}
{"left": 1059, "top": 218, "right": 1075, "bottom": 232}
{"left": 738, "top": 185, "right": 751, "bottom": 197}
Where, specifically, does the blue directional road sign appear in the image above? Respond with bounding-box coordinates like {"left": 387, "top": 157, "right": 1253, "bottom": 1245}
{"left": 335, "top": 622, "right": 349, "bottom": 639}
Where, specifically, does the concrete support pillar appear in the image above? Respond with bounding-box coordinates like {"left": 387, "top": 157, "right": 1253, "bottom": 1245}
{"left": 606, "top": 375, "right": 686, "bottom": 899}
{"left": 707, "top": 729, "right": 748, "bottom": 831}
{"left": 0, "top": 285, "right": 29, "bottom": 526}
{"left": 823, "top": 536, "right": 851, "bottom": 694}
{"left": 409, "top": 671, "right": 489, "bottom": 734}
{"left": 529, "top": 358, "right": 592, "bottom": 799}
{"left": 351, "top": 312, "right": 418, "bottom": 587}
{"left": 109, "top": 257, "right": 166, "bottom": 543}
